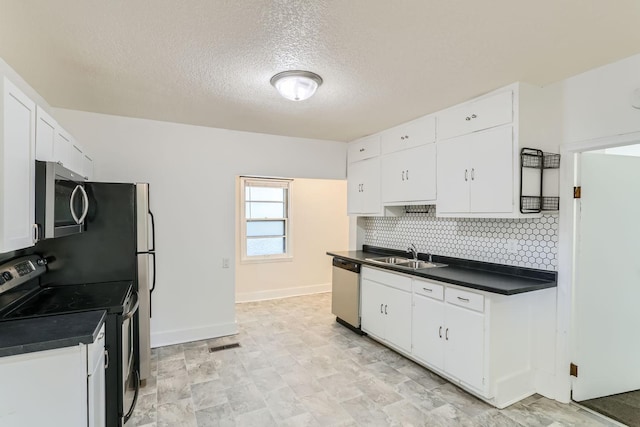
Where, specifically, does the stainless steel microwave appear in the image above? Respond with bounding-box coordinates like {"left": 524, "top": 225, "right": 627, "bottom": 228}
{"left": 35, "top": 161, "right": 89, "bottom": 240}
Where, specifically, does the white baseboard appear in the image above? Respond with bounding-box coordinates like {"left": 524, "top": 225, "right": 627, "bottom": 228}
{"left": 151, "top": 321, "right": 238, "bottom": 348}
{"left": 236, "top": 282, "right": 331, "bottom": 303}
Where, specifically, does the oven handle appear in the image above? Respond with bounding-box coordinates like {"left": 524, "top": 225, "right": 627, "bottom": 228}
{"left": 77, "top": 185, "right": 89, "bottom": 224}
{"left": 70, "top": 185, "right": 82, "bottom": 224}
{"left": 123, "top": 292, "right": 140, "bottom": 321}
{"left": 124, "top": 369, "right": 140, "bottom": 423}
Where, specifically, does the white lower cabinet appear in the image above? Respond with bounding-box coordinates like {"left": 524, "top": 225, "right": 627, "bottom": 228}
{"left": 361, "top": 268, "right": 412, "bottom": 353}
{"left": 0, "top": 325, "right": 106, "bottom": 426}
{"left": 361, "top": 266, "right": 557, "bottom": 408}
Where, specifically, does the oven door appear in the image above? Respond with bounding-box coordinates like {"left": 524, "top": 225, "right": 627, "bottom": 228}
{"left": 121, "top": 292, "right": 140, "bottom": 424}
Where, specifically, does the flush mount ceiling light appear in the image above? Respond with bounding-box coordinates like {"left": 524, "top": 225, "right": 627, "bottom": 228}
{"left": 270, "top": 70, "right": 323, "bottom": 101}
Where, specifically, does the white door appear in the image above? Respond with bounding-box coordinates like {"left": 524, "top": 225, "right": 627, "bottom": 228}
{"left": 383, "top": 287, "right": 412, "bottom": 353}
{"left": 412, "top": 294, "right": 445, "bottom": 369}
{"left": 572, "top": 152, "right": 640, "bottom": 401}
{"left": 2, "top": 78, "right": 36, "bottom": 252}
{"left": 88, "top": 348, "right": 106, "bottom": 427}
{"left": 403, "top": 144, "right": 436, "bottom": 202}
{"left": 347, "top": 161, "right": 364, "bottom": 214}
{"left": 360, "top": 279, "right": 386, "bottom": 339}
{"left": 380, "top": 150, "right": 408, "bottom": 202}
{"left": 436, "top": 137, "right": 470, "bottom": 213}
{"left": 444, "top": 304, "right": 485, "bottom": 391}
{"left": 359, "top": 158, "right": 381, "bottom": 214}
{"left": 469, "top": 126, "right": 513, "bottom": 213}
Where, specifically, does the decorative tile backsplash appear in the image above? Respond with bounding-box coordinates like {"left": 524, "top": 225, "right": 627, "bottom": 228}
{"left": 363, "top": 209, "right": 558, "bottom": 271}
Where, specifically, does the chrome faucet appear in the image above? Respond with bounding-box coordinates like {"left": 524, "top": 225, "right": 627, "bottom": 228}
{"left": 408, "top": 244, "right": 418, "bottom": 260}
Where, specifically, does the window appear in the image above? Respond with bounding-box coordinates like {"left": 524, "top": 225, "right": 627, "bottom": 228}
{"left": 240, "top": 177, "right": 292, "bottom": 261}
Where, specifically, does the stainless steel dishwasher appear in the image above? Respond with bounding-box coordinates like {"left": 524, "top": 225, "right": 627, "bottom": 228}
{"left": 331, "top": 258, "right": 364, "bottom": 334}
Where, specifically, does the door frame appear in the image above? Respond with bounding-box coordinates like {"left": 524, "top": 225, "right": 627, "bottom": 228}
{"left": 555, "top": 130, "right": 640, "bottom": 402}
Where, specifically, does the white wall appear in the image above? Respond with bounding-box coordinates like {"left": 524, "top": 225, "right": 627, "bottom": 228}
{"left": 53, "top": 108, "right": 346, "bottom": 347}
{"left": 235, "top": 178, "right": 349, "bottom": 302}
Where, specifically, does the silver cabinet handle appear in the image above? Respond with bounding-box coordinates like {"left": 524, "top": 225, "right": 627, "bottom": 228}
{"left": 400, "top": 136, "right": 404, "bottom": 140}
{"left": 361, "top": 184, "right": 364, "bottom": 192}
{"left": 422, "top": 287, "right": 432, "bottom": 293}
{"left": 471, "top": 168, "right": 475, "bottom": 181}
{"left": 32, "top": 224, "right": 39, "bottom": 243}
{"left": 104, "top": 350, "right": 109, "bottom": 369}
{"left": 380, "top": 303, "right": 383, "bottom": 314}
{"left": 70, "top": 185, "right": 82, "bottom": 224}
{"left": 406, "top": 170, "right": 409, "bottom": 180}
{"left": 402, "top": 171, "right": 405, "bottom": 181}
{"left": 77, "top": 185, "right": 89, "bottom": 224}
{"left": 439, "top": 326, "right": 442, "bottom": 338}
{"left": 464, "top": 169, "right": 468, "bottom": 181}
{"left": 445, "top": 328, "right": 449, "bottom": 340}
{"left": 359, "top": 148, "right": 365, "bottom": 152}
{"left": 471, "top": 114, "right": 477, "bottom": 119}
{"left": 457, "top": 297, "right": 470, "bottom": 302}
{"left": 465, "top": 116, "right": 471, "bottom": 121}
{"left": 384, "top": 304, "right": 388, "bottom": 315}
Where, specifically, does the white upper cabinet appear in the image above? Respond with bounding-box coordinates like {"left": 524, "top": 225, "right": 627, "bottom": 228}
{"left": 348, "top": 134, "right": 380, "bottom": 163}
{"left": 347, "top": 135, "right": 382, "bottom": 216}
{"left": 437, "top": 126, "right": 513, "bottom": 214}
{"left": 0, "top": 77, "right": 37, "bottom": 252}
{"left": 381, "top": 115, "right": 436, "bottom": 154}
{"left": 438, "top": 91, "right": 513, "bottom": 141}
{"left": 436, "top": 83, "right": 558, "bottom": 218}
{"left": 54, "top": 127, "right": 73, "bottom": 169}
{"left": 82, "top": 155, "right": 94, "bottom": 181}
{"left": 381, "top": 144, "right": 436, "bottom": 204}
{"left": 35, "top": 106, "right": 57, "bottom": 162}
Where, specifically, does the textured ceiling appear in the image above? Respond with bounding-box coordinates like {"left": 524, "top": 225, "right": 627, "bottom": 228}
{"left": 1, "top": 1, "right": 640, "bottom": 142}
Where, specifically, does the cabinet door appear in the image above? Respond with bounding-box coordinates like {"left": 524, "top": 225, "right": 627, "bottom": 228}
{"left": 469, "top": 126, "right": 513, "bottom": 213}
{"left": 359, "top": 158, "right": 381, "bottom": 214}
{"left": 83, "top": 155, "right": 94, "bottom": 180}
{"left": 35, "top": 106, "right": 56, "bottom": 161}
{"left": 361, "top": 279, "right": 386, "bottom": 339}
{"left": 88, "top": 347, "right": 106, "bottom": 427}
{"left": 412, "top": 294, "right": 445, "bottom": 369}
{"left": 381, "top": 116, "right": 436, "bottom": 154}
{"left": 444, "top": 304, "right": 485, "bottom": 391}
{"left": 384, "top": 287, "right": 412, "bottom": 353}
{"left": 381, "top": 150, "right": 408, "bottom": 202}
{"left": 382, "top": 145, "right": 436, "bottom": 203}
{"left": 348, "top": 134, "right": 380, "bottom": 163}
{"left": 1, "top": 77, "right": 36, "bottom": 252}
{"left": 438, "top": 91, "right": 513, "bottom": 140}
{"left": 71, "top": 143, "right": 84, "bottom": 176}
{"left": 436, "top": 136, "right": 470, "bottom": 214}
{"left": 347, "top": 160, "right": 364, "bottom": 214}
{"left": 55, "top": 128, "right": 73, "bottom": 168}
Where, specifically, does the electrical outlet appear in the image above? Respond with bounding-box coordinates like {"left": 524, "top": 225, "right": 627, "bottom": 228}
{"left": 506, "top": 240, "right": 519, "bottom": 254}
{"left": 222, "top": 258, "right": 229, "bottom": 268}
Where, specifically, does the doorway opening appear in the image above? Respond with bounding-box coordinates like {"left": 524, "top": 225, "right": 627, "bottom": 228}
{"left": 571, "top": 142, "right": 640, "bottom": 427}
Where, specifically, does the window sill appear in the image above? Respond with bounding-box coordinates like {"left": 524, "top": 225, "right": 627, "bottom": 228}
{"left": 240, "top": 255, "right": 294, "bottom": 265}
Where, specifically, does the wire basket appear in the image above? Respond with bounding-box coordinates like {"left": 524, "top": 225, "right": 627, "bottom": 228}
{"left": 520, "top": 196, "right": 560, "bottom": 212}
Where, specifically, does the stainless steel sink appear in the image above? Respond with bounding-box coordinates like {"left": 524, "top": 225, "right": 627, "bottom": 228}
{"left": 365, "top": 256, "right": 409, "bottom": 264}
{"left": 395, "top": 260, "right": 447, "bottom": 269}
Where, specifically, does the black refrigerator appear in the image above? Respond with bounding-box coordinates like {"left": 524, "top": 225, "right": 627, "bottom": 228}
{"left": 35, "top": 182, "right": 156, "bottom": 418}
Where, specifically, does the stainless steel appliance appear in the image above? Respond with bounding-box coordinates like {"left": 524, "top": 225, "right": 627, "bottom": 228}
{"left": 34, "top": 182, "right": 156, "bottom": 426}
{"left": 331, "top": 258, "right": 363, "bottom": 333}
{"left": 0, "top": 254, "right": 137, "bottom": 427}
{"left": 35, "top": 161, "right": 88, "bottom": 240}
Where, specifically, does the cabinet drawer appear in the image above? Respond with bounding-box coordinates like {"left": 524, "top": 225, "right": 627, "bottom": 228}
{"left": 438, "top": 91, "right": 513, "bottom": 140}
{"left": 445, "top": 287, "right": 484, "bottom": 312}
{"left": 412, "top": 279, "right": 444, "bottom": 300}
{"left": 348, "top": 135, "right": 380, "bottom": 163}
{"left": 381, "top": 116, "right": 436, "bottom": 154}
{"left": 362, "top": 267, "right": 412, "bottom": 291}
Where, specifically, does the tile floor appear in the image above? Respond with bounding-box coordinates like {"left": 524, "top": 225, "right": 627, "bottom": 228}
{"left": 129, "top": 293, "right": 617, "bottom": 427}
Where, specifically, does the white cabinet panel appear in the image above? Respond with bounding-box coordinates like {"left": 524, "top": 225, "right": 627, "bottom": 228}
{"left": 384, "top": 286, "right": 412, "bottom": 352}
{"left": 381, "top": 144, "right": 436, "bottom": 204}
{"left": 347, "top": 157, "right": 381, "bottom": 215}
{"left": 83, "top": 155, "right": 94, "bottom": 180}
{"left": 1, "top": 77, "right": 36, "bottom": 253}
{"left": 438, "top": 91, "right": 513, "bottom": 141}
{"left": 35, "top": 106, "right": 56, "bottom": 161}
{"left": 444, "top": 304, "right": 485, "bottom": 391}
{"left": 436, "top": 126, "right": 513, "bottom": 215}
{"left": 361, "top": 278, "right": 386, "bottom": 339}
{"left": 348, "top": 134, "right": 380, "bottom": 163}
{"left": 381, "top": 115, "right": 436, "bottom": 154}
{"left": 55, "top": 127, "right": 73, "bottom": 169}
{"left": 412, "top": 293, "right": 445, "bottom": 368}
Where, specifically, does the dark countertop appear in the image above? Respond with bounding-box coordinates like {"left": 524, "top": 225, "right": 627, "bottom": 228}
{"left": 327, "top": 246, "right": 557, "bottom": 295}
{"left": 0, "top": 310, "right": 106, "bottom": 357}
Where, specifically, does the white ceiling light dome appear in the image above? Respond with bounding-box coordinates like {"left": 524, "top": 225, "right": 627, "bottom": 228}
{"left": 270, "top": 70, "right": 323, "bottom": 101}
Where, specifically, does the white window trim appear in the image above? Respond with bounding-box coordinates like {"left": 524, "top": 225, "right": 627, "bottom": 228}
{"left": 240, "top": 177, "right": 293, "bottom": 263}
